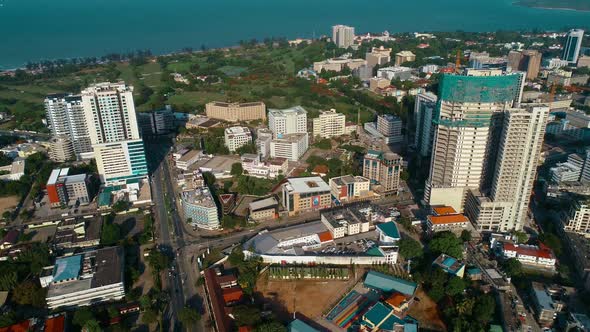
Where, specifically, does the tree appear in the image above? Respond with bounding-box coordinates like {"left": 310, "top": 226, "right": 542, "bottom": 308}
{"left": 502, "top": 258, "right": 523, "bottom": 277}
{"left": 513, "top": 230, "right": 528, "bottom": 244}
{"left": 235, "top": 143, "right": 257, "bottom": 155}
{"left": 429, "top": 231, "right": 464, "bottom": 258}
{"left": 539, "top": 232, "right": 562, "bottom": 256}
{"left": 12, "top": 280, "right": 45, "bottom": 307}
{"left": 232, "top": 305, "right": 262, "bottom": 326}
{"left": 231, "top": 163, "right": 244, "bottom": 177}
{"left": 229, "top": 245, "right": 245, "bottom": 266}
{"left": 178, "top": 307, "right": 201, "bottom": 327}
{"left": 141, "top": 308, "right": 158, "bottom": 325}
{"left": 460, "top": 230, "right": 472, "bottom": 243}
{"left": 445, "top": 276, "right": 465, "bottom": 297}
{"left": 147, "top": 250, "right": 170, "bottom": 272}
{"left": 313, "top": 138, "right": 332, "bottom": 150}
{"left": 101, "top": 219, "right": 122, "bottom": 246}
{"left": 427, "top": 284, "right": 445, "bottom": 302}
{"left": 82, "top": 320, "right": 101, "bottom": 332}
{"left": 73, "top": 308, "right": 95, "bottom": 327}
{"left": 111, "top": 200, "right": 130, "bottom": 213}
{"left": 400, "top": 170, "right": 410, "bottom": 181}
{"left": 473, "top": 294, "right": 495, "bottom": 324}
{"left": 202, "top": 172, "right": 216, "bottom": 186}
{"left": 254, "top": 321, "right": 287, "bottom": 332}
{"left": 398, "top": 238, "right": 423, "bottom": 259}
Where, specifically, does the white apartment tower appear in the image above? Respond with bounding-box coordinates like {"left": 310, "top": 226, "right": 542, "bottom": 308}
{"left": 332, "top": 25, "right": 355, "bottom": 48}
{"left": 425, "top": 70, "right": 525, "bottom": 213}
{"left": 465, "top": 106, "right": 548, "bottom": 232}
{"left": 44, "top": 94, "right": 93, "bottom": 160}
{"left": 81, "top": 82, "right": 148, "bottom": 185}
{"left": 562, "top": 29, "right": 585, "bottom": 64}
{"left": 312, "top": 109, "right": 346, "bottom": 139}
{"left": 268, "top": 106, "right": 308, "bottom": 138}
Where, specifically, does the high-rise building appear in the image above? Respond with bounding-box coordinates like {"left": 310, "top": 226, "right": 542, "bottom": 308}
{"left": 414, "top": 92, "right": 438, "bottom": 157}
{"left": 562, "top": 29, "right": 585, "bottom": 64}
{"left": 268, "top": 106, "right": 307, "bottom": 138}
{"left": 425, "top": 70, "right": 525, "bottom": 213}
{"left": 44, "top": 94, "right": 93, "bottom": 160}
{"left": 48, "top": 136, "right": 75, "bottom": 162}
{"left": 205, "top": 101, "right": 266, "bottom": 122}
{"left": 332, "top": 25, "right": 355, "bottom": 48}
{"left": 269, "top": 133, "right": 309, "bottom": 161}
{"left": 81, "top": 82, "right": 148, "bottom": 186}
{"left": 363, "top": 150, "right": 403, "bottom": 195}
{"left": 137, "top": 106, "right": 175, "bottom": 135}
{"left": 224, "top": 126, "right": 252, "bottom": 152}
{"left": 465, "top": 106, "right": 548, "bottom": 232}
{"left": 508, "top": 50, "right": 541, "bottom": 80}
{"left": 312, "top": 109, "right": 346, "bottom": 139}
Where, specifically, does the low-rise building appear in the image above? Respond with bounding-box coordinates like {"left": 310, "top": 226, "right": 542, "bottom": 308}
{"left": 53, "top": 218, "right": 102, "bottom": 250}
{"left": 432, "top": 254, "right": 466, "bottom": 278}
{"left": 366, "top": 46, "right": 391, "bottom": 67}
{"left": 180, "top": 173, "right": 220, "bottom": 230}
{"left": 376, "top": 222, "right": 401, "bottom": 244}
{"left": 282, "top": 177, "right": 331, "bottom": 216}
{"left": 320, "top": 205, "right": 371, "bottom": 239}
{"left": 369, "top": 77, "right": 391, "bottom": 92}
{"left": 224, "top": 127, "right": 252, "bottom": 153}
{"left": 561, "top": 198, "right": 590, "bottom": 237}
{"left": 46, "top": 168, "right": 90, "bottom": 208}
{"left": 395, "top": 51, "right": 416, "bottom": 66}
{"left": 270, "top": 133, "right": 308, "bottom": 161}
{"left": 377, "top": 66, "right": 413, "bottom": 81}
{"left": 329, "top": 175, "right": 374, "bottom": 204}
{"left": 0, "top": 159, "right": 25, "bottom": 181}
{"left": 42, "top": 246, "right": 125, "bottom": 310}
{"left": 176, "top": 149, "right": 203, "bottom": 171}
{"left": 205, "top": 101, "right": 266, "bottom": 122}
{"left": 501, "top": 243, "right": 556, "bottom": 268}
{"left": 531, "top": 282, "right": 563, "bottom": 326}
{"left": 313, "top": 55, "right": 366, "bottom": 73}
{"left": 240, "top": 154, "right": 287, "bottom": 179}
{"left": 426, "top": 206, "right": 469, "bottom": 233}
{"left": 249, "top": 197, "right": 279, "bottom": 221}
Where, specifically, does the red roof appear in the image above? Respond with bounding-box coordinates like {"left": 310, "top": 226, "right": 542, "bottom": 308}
{"left": 0, "top": 321, "right": 30, "bottom": 332}
{"left": 432, "top": 206, "right": 457, "bottom": 216}
{"left": 503, "top": 243, "right": 554, "bottom": 259}
{"left": 318, "top": 231, "right": 333, "bottom": 243}
{"left": 222, "top": 287, "right": 244, "bottom": 304}
{"left": 312, "top": 165, "right": 329, "bottom": 174}
{"left": 45, "top": 316, "right": 65, "bottom": 332}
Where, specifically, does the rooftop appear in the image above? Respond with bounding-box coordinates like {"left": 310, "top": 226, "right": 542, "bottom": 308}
{"left": 284, "top": 177, "right": 330, "bottom": 194}
{"left": 178, "top": 149, "right": 202, "bottom": 162}
{"left": 268, "top": 106, "right": 307, "bottom": 117}
{"left": 181, "top": 187, "right": 217, "bottom": 208}
{"left": 503, "top": 243, "right": 554, "bottom": 259}
{"left": 321, "top": 205, "right": 368, "bottom": 229}
{"left": 432, "top": 206, "right": 457, "bottom": 216}
{"left": 209, "top": 101, "right": 265, "bottom": 108}
{"left": 224, "top": 126, "right": 251, "bottom": 136}
{"left": 428, "top": 214, "right": 469, "bottom": 225}
{"left": 376, "top": 222, "right": 400, "bottom": 239}
{"left": 273, "top": 132, "right": 307, "bottom": 143}
{"left": 249, "top": 197, "right": 279, "bottom": 212}
{"left": 364, "top": 270, "right": 417, "bottom": 296}
{"left": 532, "top": 282, "right": 555, "bottom": 311}
{"left": 52, "top": 255, "right": 83, "bottom": 282}
{"left": 331, "top": 175, "right": 370, "bottom": 186}
{"left": 288, "top": 319, "right": 320, "bottom": 332}
{"left": 433, "top": 254, "right": 465, "bottom": 274}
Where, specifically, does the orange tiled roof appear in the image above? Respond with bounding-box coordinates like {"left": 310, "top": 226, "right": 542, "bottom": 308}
{"left": 385, "top": 292, "right": 409, "bottom": 308}
{"left": 0, "top": 321, "right": 30, "bottom": 332}
{"left": 318, "top": 231, "right": 333, "bottom": 243}
{"left": 45, "top": 316, "right": 65, "bottom": 332}
{"left": 428, "top": 214, "right": 468, "bottom": 225}
{"left": 432, "top": 206, "right": 457, "bottom": 216}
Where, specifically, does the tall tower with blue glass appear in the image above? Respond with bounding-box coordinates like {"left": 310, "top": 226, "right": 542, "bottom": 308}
{"left": 562, "top": 29, "right": 584, "bottom": 65}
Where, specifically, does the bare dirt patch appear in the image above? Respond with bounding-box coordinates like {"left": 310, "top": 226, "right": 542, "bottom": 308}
{"left": 255, "top": 273, "right": 356, "bottom": 321}
{"left": 407, "top": 288, "right": 446, "bottom": 331}
{"left": 0, "top": 196, "right": 18, "bottom": 214}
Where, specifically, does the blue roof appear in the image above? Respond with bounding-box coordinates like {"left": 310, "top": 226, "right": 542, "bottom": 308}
{"left": 364, "top": 271, "right": 417, "bottom": 296}
{"left": 404, "top": 323, "right": 419, "bottom": 332}
{"left": 532, "top": 285, "right": 554, "bottom": 310}
{"left": 467, "top": 267, "right": 482, "bottom": 275}
{"left": 366, "top": 247, "right": 384, "bottom": 257}
{"left": 52, "top": 255, "right": 82, "bottom": 282}
{"left": 288, "top": 319, "right": 319, "bottom": 332}
{"left": 363, "top": 302, "right": 393, "bottom": 327}
{"left": 442, "top": 256, "right": 457, "bottom": 268}
{"left": 376, "top": 222, "right": 400, "bottom": 239}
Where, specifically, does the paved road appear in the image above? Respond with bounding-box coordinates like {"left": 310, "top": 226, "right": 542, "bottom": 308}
{"left": 153, "top": 163, "right": 186, "bottom": 332}
{"left": 0, "top": 129, "right": 51, "bottom": 140}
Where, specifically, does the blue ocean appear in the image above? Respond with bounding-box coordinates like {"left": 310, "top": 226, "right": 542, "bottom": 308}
{"left": 1, "top": 0, "right": 590, "bottom": 69}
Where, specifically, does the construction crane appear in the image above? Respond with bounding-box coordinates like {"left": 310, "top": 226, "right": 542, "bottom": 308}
{"left": 455, "top": 49, "right": 462, "bottom": 74}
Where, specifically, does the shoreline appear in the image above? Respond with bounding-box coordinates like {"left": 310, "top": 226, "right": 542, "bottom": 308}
{"left": 514, "top": 1, "right": 590, "bottom": 12}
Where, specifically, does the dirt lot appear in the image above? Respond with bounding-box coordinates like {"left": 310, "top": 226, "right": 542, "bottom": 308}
{"left": 407, "top": 288, "right": 446, "bottom": 331}
{"left": 255, "top": 273, "right": 356, "bottom": 321}
{"left": 0, "top": 195, "right": 18, "bottom": 214}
